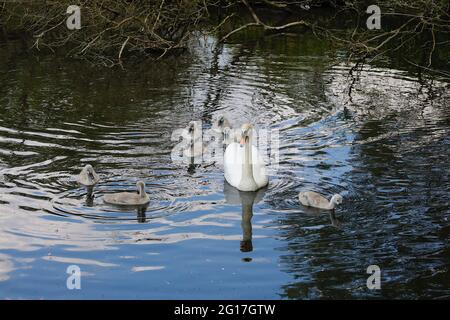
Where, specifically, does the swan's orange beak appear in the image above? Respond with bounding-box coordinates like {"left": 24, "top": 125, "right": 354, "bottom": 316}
{"left": 239, "top": 136, "right": 246, "bottom": 147}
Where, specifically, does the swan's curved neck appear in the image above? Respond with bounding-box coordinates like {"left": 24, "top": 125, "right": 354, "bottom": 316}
{"left": 240, "top": 135, "right": 257, "bottom": 187}
{"left": 327, "top": 202, "right": 335, "bottom": 210}
{"left": 328, "top": 197, "right": 336, "bottom": 210}
{"left": 138, "top": 186, "right": 146, "bottom": 198}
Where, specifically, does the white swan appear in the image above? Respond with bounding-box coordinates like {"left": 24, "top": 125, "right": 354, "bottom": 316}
{"left": 224, "top": 123, "right": 268, "bottom": 191}
{"left": 103, "top": 181, "right": 150, "bottom": 206}
{"left": 78, "top": 164, "right": 100, "bottom": 187}
{"left": 298, "top": 191, "right": 343, "bottom": 210}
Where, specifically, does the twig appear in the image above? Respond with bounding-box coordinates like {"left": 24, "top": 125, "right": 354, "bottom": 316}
{"left": 118, "top": 36, "right": 130, "bottom": 61}
{"left": 219, "top": 0, "right": 309, "bottom": 42}
{"left": 427, "top": 24, "right": 436, "bottom": 67}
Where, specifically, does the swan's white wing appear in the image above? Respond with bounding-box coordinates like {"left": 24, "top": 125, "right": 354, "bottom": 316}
{"left": 251, "top": 145, "right": 269, "bottom": 188}
{"left": 224, "top": 142, "right": 243, "bottom": 189}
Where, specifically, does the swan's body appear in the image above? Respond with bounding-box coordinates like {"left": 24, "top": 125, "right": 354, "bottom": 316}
{"left": 183, "top": 140, "right": 205, "bottom": 158}
{"left": 104, "top": 181, "right": 150, "bottom": 206}
{"left": 183, "top": 121, "right": 206, "bottom": 158}
{"left": 224, "top": 123, "right": 268, "bottom": 191}
{"left": 78, "top": 164, "right": 100, "bottom": 187}
{"left": 298, "top": 191, "right": 343, "bottom": 210}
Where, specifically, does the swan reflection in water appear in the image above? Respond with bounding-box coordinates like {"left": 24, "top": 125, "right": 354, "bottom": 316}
{"left": 328, "top": 210, "right": 342, "bottom": 229}
{"left": 84, "top": 186, "right": 95, "bottom": 207}
{"left": 301, "top": 205, "right": 343, "bottom": 229}
{"left": 223, "top": 181, "right": 267, "bottom": 258}
{"left": 136, "top": 205, "right": 148, "bottom": 223}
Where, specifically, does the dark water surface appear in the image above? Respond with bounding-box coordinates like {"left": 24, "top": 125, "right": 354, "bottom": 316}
{"left": 0, "top": 35, "right": 449, "bottom": 299}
